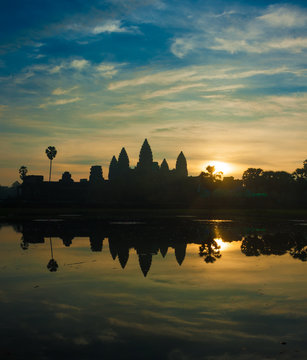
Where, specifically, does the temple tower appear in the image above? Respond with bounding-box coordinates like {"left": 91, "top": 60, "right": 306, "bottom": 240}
{"left": 160, "top": 159, "right": 169, "bottom": 176}
{"left": 89, "top": 165, "right": 104, "bottom": 184}
{"left": 175, "top": 151, "right": 188, "bottom": 177}
{"left": 137, "top": 139, "right": 153, "bottom": 171}
{"left": 138, "top": 254, "right": 152, "bottom": 277}
{"left": 175, "top": 243, "right": 187, "bottom": 266}
{"left": 108, "top": 155, "right": 118, "bottom": 180}
{"left": 117, "top": 148, "right": 130, "bottom": 175}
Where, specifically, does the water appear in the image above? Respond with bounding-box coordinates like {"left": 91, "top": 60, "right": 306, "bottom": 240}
{"left": 0, "top": 218, "right": 306, "bottom": 359}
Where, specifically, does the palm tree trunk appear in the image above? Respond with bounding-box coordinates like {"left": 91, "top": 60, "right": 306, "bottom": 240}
{"left": 50, "top": 237, "right": 54, "bottom": 259}
{"left": 49, "top": 159, "right": 52, "bottom": 182}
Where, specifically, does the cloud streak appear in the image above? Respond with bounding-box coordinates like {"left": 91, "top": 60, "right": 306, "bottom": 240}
{"left": 39, "top": 97, "right": 82, "bottom": 108}
{"left": 108, "top": 66, "right": 301, "bottom": 90}
{"left": 92, "top": 20, "right": 138, "bottom": 34}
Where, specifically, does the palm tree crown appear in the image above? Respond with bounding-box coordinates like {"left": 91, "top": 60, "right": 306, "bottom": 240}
{"left": 19, "top": 165, "right": 28, "bottom": 180}
{"left": 45, "top": 146, "right": 57, "bottom": 160}
{"left": 45, "top": 146, "right": 57, "bottom": 181}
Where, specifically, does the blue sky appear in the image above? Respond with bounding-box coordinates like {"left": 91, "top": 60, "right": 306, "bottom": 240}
{"left": 0, "top": 0, "right": 306, "bottom": 184}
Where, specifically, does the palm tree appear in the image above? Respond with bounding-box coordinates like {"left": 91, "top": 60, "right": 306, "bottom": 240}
{"left": 19, "top": 165, "right": 28, "bottom": 180}
{"left": 47, "top": 237, "right": 59, "bottom": 272}
{"left": 45, "top": 146, "right": 57, "bottom": 182}
{"left": 206, "top": 165, "right": 215, "bottom": 178}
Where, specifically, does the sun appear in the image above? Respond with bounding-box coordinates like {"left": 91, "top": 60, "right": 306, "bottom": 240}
{"left": 203, "top": 161, "right": 232, "bottom": 175}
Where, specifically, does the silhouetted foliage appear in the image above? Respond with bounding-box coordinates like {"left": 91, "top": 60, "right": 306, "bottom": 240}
{"left": 19, "top": 166, "right": 28, "bottom": 180}
{"left": 199, "top": 239, "right": 221, "bottom": 263}
{"left": 20, "top": 236, "right": 28, "bottom": 250}
{"left": 45, "top": 146, "right": 57, "bottom": 182}
{"left": 242, "top": 168, "right": 263, "bottom": 191}
{"left": 47, "top": 258, "right": 58, "bottom": 272}
{"left": 206, "top": 165, "right": 215, "bottom": 178}
{"left": 60, "top": 171, "right": 74, "bottom": 184}
{"left": 293, "top": 159, "right": 307, "bottom": 181}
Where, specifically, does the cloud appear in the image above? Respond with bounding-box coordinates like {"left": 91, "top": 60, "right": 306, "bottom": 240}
{"left": 211, "top": 37, "right": 307, "bottom": 54}
{"left": 52, "top": 86, "right": 78, "bottom": 95}
{"left": 170, "top": 37, "right": 195, "bottom": 58}
{"left": 201, "top": 84, "right": 245, "bottom": 92}
{"left": 143, "top": 83, "right": 207, "bottom": 99}
{"left": 88, "top": 93, "right": 307, "bottom": 120}
{"left": 264, "top": 37, "right": 307, "bottom": 53}
{"left": 39, "top": 97, "right": 81, "bottom": 108}
{"left": 169, "top": 4, "right": 307, "bottom": 56}
{"left": 96, "top": 63, "right": 118, "bottom": 78}
{"left": 92, "top": 20, "right": 138, "bottom": 34}
{"left": 70, "top": 59, "right": 89, "bottom": 70}
{"left": 108, "top": 68, "right": 197, "bottom": 90}
{"left": 49, "top": 65, "right": 65, "bottom": 74}
{"left": 257, "top": 6, "right": 307, "bottom": 28}
{"left": 16, "top": 58, "right": 91, "bottom": 79}
{"left": 48, "top": 59, "right": 89, "bottom": 74}
{"left": 108, "top": 65, "right": 298, "bottom": 90}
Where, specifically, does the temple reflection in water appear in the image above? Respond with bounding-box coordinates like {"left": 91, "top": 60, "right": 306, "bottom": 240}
{"left": 16, "top": 219, "right": 307, "bottom": 275}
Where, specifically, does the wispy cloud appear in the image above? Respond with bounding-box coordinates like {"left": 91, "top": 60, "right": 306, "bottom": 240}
{"left": 170, "top": 4, "right": 307, "bottom": 56}
{"left": 52, "top": 86, "right": 78, "bottom": 95}
{"left": 92, "top": 20, "right": 138, "bottom": 34}
{"left": 170, "top": 37, "right": 195, "bottom": 58}
{"left": 143, "top": 83, "right": 207, "bottom": 99}
{"left": 108, "top": 66, "right": 299, "bottom": 90}
{"left": 70, "top": 59, "right": 89, "bottom": 70}
{"left": 88, "top": 93, "right": 307, "bottom": 120}
{"left": 96, "top": 63, "right": 118, "bottom": 78}
{"left": 257, "top": 5, "right": 307, "bottom": 28}
{"left": 39, "top": 97, "right": 81, "bottom": 108}
{"left": 211, "top": 36, "right": 307, "bottom": 54}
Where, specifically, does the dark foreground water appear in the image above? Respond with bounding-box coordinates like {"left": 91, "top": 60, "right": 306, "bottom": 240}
{"left": 0, "top": 217, "right": 306, "bottom": 360}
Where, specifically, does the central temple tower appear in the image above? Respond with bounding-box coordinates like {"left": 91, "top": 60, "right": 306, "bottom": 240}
{"left": 137, "top": 139, "right": 153, "bottom": 172}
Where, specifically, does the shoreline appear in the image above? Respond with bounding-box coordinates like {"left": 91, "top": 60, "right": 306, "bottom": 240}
{"left": 1, "top": 206, "right": 307, "bottom": 221}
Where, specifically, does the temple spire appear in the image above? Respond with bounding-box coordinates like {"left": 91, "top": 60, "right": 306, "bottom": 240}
{"left": 175, "top": 243, "right": 187, "bottom": 266}
{"left": 176, "top": 151, "right": 188, "bottom": 177}
{"left": 138, "top": 139, "right": 153, "bottom": 171}
{"left": 160, "top": 159, "right": 169, "bottom": 174}
{"left": 138, "top": 254, "right": 152, "bottom": 277}
{"left": 108, "top": 155, "right": 118, "bottom": 180}
{"left": 117, "top": 148, "right": 130, "bottom": 174}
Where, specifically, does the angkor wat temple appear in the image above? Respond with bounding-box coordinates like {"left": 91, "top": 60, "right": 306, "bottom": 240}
{"left": 21, "top": 139, "right": 199, "bottom": 206}
{"left": 108, "top": 138, "right": 188, "bottom": 181}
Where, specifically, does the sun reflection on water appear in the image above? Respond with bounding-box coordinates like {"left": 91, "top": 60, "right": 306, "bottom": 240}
{"left": 214, "top": 238, "right": 231, "bottom": 251}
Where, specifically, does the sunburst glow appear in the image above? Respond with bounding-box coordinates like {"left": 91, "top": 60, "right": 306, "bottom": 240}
{"left": 203, "top": 161, "right": 232, "bottom": 175}
{"left": 214, "top": 238, "right": 231, "bottom": 251}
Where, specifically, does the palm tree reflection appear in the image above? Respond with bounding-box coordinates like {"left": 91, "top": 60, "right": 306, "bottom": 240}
{"left": 20, "top": 236, "right": 29, "bottom": 250}
{"left": 199, "top": 238, "right": 222, "bottom": 263}
{"left": 47, "top": 237, "right": 58, "bottom": 272}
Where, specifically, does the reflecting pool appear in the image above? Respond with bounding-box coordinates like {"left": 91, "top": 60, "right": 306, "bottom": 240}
{"left": 0, "top": 218, "right": 306, "bottom": 359}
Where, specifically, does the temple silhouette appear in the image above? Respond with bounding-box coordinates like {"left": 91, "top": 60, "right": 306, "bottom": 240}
{"left": 17, "top": 139, "right": 307, "bottom": 208}
{"left": 17, "top": 219, "right": 307, "bottom": 276}
{"left": 21, "top": 139, "right": 194, "bottom": 206}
